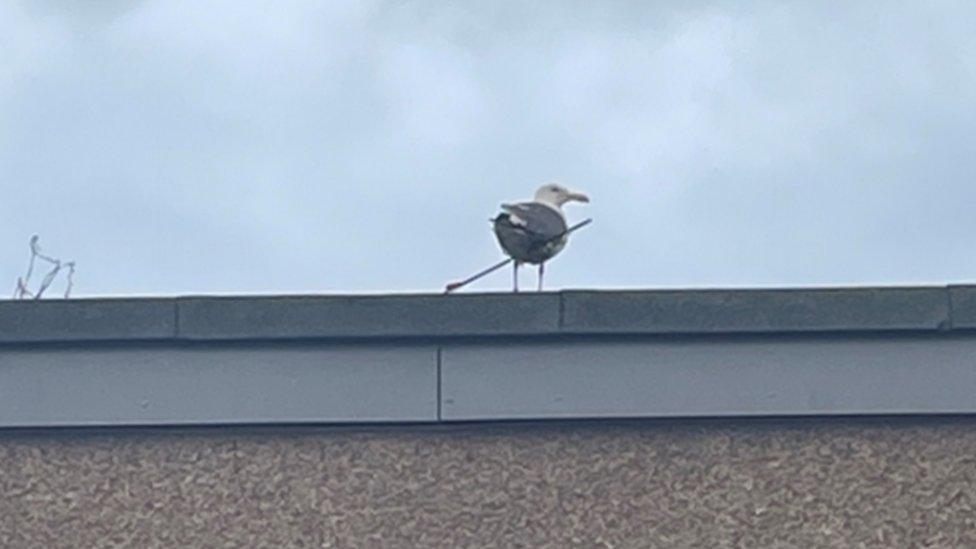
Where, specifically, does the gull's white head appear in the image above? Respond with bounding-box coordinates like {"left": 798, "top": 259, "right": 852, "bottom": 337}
{"left": 534, "top": 183, "right": 590, "bottom": 208}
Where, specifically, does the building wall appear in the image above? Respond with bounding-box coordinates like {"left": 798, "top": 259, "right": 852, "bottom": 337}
{"left": 3, "top": 418, "right": 976, "bottom": 548}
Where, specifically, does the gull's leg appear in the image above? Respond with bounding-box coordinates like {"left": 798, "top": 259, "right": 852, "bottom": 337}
{"left": 538, "top": 263, "right": 545, "bottom": 292}
{"left": 513, "top": 261, "right": 520, "bottom": 293}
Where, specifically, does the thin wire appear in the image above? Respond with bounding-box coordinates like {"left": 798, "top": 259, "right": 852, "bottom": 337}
{"left": 64, "top": 262, "right": 76, "bottom": 299}
{"left": 34, "top": 260, "right": 62, "bottom": 299}
{"left": 13, "top": 235, "right": 76, "bottom": 300}
{"left": 22, "top": 236, "right": 39, "bottom": 287}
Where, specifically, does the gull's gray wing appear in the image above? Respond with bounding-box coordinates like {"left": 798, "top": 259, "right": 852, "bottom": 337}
{"left": 493, "top": 202, "right": 569, "bottom": 264}
{"left": 500, "top": 202, "right": 567, "bottom": 240}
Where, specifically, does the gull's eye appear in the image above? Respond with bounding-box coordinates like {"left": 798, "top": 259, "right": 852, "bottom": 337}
{"left": 550, "top": 186, "right": 560, "bottom": 192}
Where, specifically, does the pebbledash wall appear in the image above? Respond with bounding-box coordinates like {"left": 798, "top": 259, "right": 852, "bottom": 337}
{"left": 4, "top": 287, "right": 976, "bottom": 546}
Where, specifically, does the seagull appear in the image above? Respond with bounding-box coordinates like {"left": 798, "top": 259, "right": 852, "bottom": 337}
{"left": 493, "top": 183, "right": 590, "bottom": 292}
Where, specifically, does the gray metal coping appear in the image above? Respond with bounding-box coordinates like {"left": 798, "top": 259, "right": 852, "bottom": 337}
{"left": 2, "top": 285, "right": 976, "bottom": 344}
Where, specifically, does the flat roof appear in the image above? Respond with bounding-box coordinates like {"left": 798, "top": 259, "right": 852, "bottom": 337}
{"left": 2, "top": 285, "right": 976, "bottom": 344}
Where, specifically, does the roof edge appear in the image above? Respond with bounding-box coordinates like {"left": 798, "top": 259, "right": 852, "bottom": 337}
{"left": 1, "top": 285, "right": 974, "bottom": 344}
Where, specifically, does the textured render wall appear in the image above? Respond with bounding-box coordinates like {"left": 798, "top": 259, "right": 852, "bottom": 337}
{"left": 3, "top": 419, "right": 976, "bottom": 548}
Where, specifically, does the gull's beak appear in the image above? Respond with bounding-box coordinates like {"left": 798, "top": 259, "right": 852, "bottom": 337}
{"left": 568, "top": 191, "right": 590, "bottom": 203}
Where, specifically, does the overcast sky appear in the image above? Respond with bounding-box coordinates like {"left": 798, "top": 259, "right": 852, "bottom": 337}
{"left": 2, "top": 1, "right": 975, "bottom": 297}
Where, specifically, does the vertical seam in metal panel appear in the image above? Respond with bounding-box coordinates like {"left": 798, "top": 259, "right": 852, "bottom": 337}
{"left": 558, "top": 291, "right": 565, "bottom": 330}
{"left": 945, "top": 287, "right": 955, "bottom": 330}
{"left": 173, "top": 300, "right": 181, "bottom": 339}
{"left": 436, "top": 346, "right": 443, "bottom": 421}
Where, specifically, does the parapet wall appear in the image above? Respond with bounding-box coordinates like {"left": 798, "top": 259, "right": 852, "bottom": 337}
{"left": 2, "top": 287, "right": 976, "bottom": 427}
